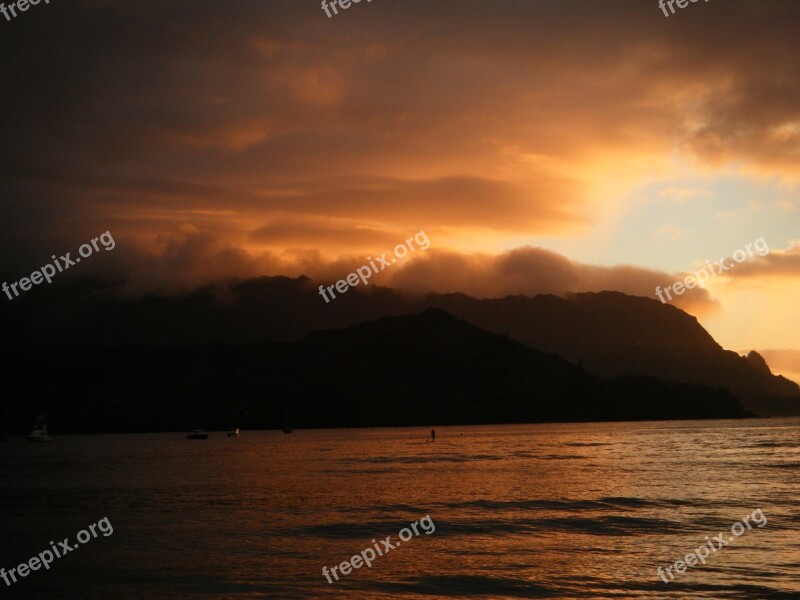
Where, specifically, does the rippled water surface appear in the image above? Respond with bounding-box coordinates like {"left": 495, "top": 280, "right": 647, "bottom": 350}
{"left": 2, "top": 419, "right": 799, "bottom": 598}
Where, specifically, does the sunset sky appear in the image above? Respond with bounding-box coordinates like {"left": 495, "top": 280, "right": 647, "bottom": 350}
{"left": 1, "top": 1, "right": 799, "bottom": 374}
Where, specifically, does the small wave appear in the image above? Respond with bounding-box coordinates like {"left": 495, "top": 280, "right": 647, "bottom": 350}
{"left": 438, "top": 498, "right": 611, "bottom": 512}
{"left": 542, "top": 515, "right": 676, "bottom": 536}
{"left": 351, "top": 574, "right": 563, "bottom": 597}
{"left": 437, "top": 496, "right": 690, "bottom": 512}
{"left": 339, "top": 454, "right": 503, "bottom": 464}
{"left": 289, "top": 521, "right": 396, "bottom": 539}
{"left": 599, "top": 496, "right": 668, "bottom": 508}
{"left": 563, "top": 442, "right": 610, "bottom": 447}
{"left": 743, "top": 441, "right": 793, "bottom": 448}
{"left": 541, "top": 454, "right": 587, "bottom": 460}
{"left": 290, "top": 514, "right": 680, "bottom": 539}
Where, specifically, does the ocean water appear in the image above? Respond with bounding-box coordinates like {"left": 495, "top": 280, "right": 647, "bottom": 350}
{"left": 1, "top": 419, "right": 799, "bottom": 599}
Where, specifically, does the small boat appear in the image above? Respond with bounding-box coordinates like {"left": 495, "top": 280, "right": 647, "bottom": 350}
{"left": 283, "top": 398, "right": 292, "bottom": 433}
{"left": 227, "top": 428, "right": 240, "bottom": 437}
{"left": 186, "top": 429, "right": 208, "bottom": 440}
{"left": 27, "top": 418, "right": 51, "bottom": 443}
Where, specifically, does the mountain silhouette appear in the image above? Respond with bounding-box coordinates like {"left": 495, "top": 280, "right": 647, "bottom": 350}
{"left": 0, "top": 309, "right": 751, "bottom": 434}
{"left": 425, "top": 291, "right": 800, "bottom": 414}
{"left": 1, "top": 277, "right": 797, "bottom": 417}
